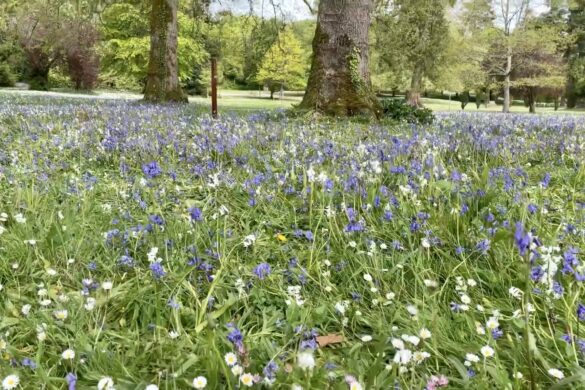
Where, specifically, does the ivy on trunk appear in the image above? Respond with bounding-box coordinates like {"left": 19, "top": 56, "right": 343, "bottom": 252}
{"left": 299, "top": 0, "right": 380, "bottom": 117}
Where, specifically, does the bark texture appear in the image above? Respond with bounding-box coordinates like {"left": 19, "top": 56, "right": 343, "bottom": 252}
{"left": 299, "top": 0, "right": 380, "bottom": 117}
{"left": 144, "top": 0, "right": 187, "bottom": 103}
{"left": 406, "top": 64, "right": 423, "bottom": 107}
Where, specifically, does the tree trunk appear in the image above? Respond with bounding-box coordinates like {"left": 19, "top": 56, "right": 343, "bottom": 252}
{"left": 554, "top": 95, "right": 559, "bottom": 111}
{"left": 566, "top": 74, "right": 577, "bottom": 109}
{"left": 525, "top": 88, "right": 536, "bottom": 113}
{"left": 406, "top": 64, "right": 423, "bottom": 107}
{"left": 503, "top": 50, "right": 512, "bottom": 113}
{"left": 144, "top": 0, "right": 187, "bottom": 103}
{"left": 299, "top": 0, "right": 380, "bottom": 117}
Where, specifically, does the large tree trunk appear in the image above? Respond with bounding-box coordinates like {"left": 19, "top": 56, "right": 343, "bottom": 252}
{"left": 144, "top": 0, "right": 187, "bottom": 103}
{"left": 503, "top": 50, "right": 512, "bottom": 113}
{"left": 406, "top": 64, "right": 423, "bottom": 107}
{"left": 299, "top": 0, "right": 380, "bottom": 117}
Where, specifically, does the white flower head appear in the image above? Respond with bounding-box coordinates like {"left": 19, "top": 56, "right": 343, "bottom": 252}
{"left": 62, "top": 349, "right": 75, "bottom": 360}
{"left": 297, "top": 351, "right": 316, "bottom": 370}
{"left": 419, "top": 328, "right": 431, "bottom": 339}
{"left": 224, "top": 352, "right": 237, "bottom": 366}
{"left": 2, "top": 375, "right": 19, "bottom": 390}
{"left": 480, "top": 345, "right": 495, "bottom": 358}
{"left": 548, "top": 368, "right": 564, "bottom": 380}
{"left": 192, "top": 376, "right": 207, "bottom": 389}
{"left": 240, "top": 373, "right": 254, "bottom": 387}
{"left": 97, "top": 377, "right": 114, "bottom": 390}
{"left": 231, "top": 365, "right": 243, "bottom": 376}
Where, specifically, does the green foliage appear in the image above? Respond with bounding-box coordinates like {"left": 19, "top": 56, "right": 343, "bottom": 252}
{"left": 0, "top": 62, "right": 16, "bottom": 86}
{"left": 101, "top": 3, "right": 149, "bottom": 40}
{"left": 375, "top": 0, "right": 451, "bottom": 90}
{"left": 255, "top": 28, "right": 306, "bottom": 96}
{"left": 380, "top": 98, "right": 435, "bottom": 124}
{"left": 99, "top": 2, "right": 208, "bottom": 91}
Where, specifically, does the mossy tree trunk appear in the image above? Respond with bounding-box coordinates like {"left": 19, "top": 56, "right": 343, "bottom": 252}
{"left": 144, "top": 0, "right": 187, "bottom": 103}
{"left": 299, "top": 0, "right": 380, "bottom": 117}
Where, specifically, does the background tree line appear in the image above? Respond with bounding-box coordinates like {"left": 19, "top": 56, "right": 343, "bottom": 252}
{"left": 0, "top": 0, "right": 584, "bottom": 112}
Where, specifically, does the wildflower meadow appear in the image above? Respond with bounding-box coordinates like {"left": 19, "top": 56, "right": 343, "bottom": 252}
{"left": 0, "top": 94, "right": 584, "bottom": 389}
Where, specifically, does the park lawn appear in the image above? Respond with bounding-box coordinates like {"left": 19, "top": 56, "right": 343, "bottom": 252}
{"left": 2, "top": 88, "right": 584, "bottom": 115}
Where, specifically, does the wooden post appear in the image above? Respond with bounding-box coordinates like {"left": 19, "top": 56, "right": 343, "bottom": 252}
{"left": 211, "top": 57, "right": 218, "bottom": 119}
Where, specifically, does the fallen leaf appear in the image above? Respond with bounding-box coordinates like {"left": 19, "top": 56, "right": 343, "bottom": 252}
{"left": 316, "top": 334, "right": 344, "bottom": 347}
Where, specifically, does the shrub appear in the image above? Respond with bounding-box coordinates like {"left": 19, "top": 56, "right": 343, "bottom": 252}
{"left": 0, "top": 62, "right": 16, "bottom": 86}
{"left": 380, "top": 98, "right": 435, "bottom": 124}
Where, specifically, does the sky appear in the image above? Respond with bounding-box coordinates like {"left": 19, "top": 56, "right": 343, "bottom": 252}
{"left": 210, "top": 0, "right": 314, "bottom": 21}
{"left": 210, "top": 0, "right": 550, "bottom": 23}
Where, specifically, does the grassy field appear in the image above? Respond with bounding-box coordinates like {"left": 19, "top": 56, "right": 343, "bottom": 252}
{"left": 0, "top": 92, "right": 584, "bottom": 389}
{"left": 2, "top": 88, "right": 583, "bottom": 115}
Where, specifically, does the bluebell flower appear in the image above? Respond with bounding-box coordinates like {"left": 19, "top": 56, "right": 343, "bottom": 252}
{"left": 188, "top": 207, "right": 203, "bottom": 221}
{"left": 475, "top": 239, "right": 490, "bottom": 254}
{"left": 142, "top": 161, "right": 162, "bottom": 179}
{"left": 514, "top": 222, "right": 532, "bottom": 256}
{"left": 263, "top": 361, "right": 279, "bottom": 379}
{"left": 21, "top": 358, "right": 36, "bottom": 370}
{"left": 527, "top": 204, "right": 538, "bottom": 214}
{"left": 65, "top": 373, "right": 77, "bottom": 390}
{"left": 578, "top": 303, "right": 585, "bottom": 321}
{"left": 253, "top": 263, "right": 272, "bottom": 280}
{"left": 460, "top": 204, "right": 469, "bottom": 215}
{"left": 149, "top": 214, "right": 164, "bottom": 225}
{"left": 227, "top": 327, "right": 243, "bottom": 348}
{"left": 541, "top": 173, "right": 551, "bottom": 188}
{"left": 118, "top": 255, "right": 135, "bottom": 268}
{"left": 150, "top": 262, "right": 166, "bottom": 279}
{"left": 530, "top": 266, "right": 544, "bottom": 281}
{"left": 491, "top": 328, "right": 503, "bottom": 340}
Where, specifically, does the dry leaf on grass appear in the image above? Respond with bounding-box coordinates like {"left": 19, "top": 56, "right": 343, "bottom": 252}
{"left": 316, "top": 334, "right": 344, "bottom": 347}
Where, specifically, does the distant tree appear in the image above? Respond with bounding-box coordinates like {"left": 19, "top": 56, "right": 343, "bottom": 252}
{"left": 143, "top": 0, "right": 187, "bottom": 102}
{"left": 461, "top": 0, "right": 495, "bottom": 34}
{"left": 299, "top": 0, "right": 380, "bottom": 117}
{"left": 510, "top": 25, "right": 566, "bottom": 113}
{"left": 490, "top": 0, "right": 531, "bottom": 113}
{"left": 376, "top": 0, "right": 451, "bottom": 107}
{"left": 14, "top": 3, "right": 65, "bottom": 90}
{"left": 255, "top": 29, "right": 305, "bottom": 99}
{"left": 65, "top": 20, "right": 100, "bottom": 90}
{"left": 566, "top": 0, "right": 585, "bottom": 108}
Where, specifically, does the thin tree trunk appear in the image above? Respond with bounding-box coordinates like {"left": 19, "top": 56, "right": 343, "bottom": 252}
{"left": 299, "top": 0, "right": 380, "bottom": 117}
{"left": 144, "top": 0, "right": 187, "bottom": 103}
{"left": 503, "top": 50, "right": 512, "bottom": 113}
{"left": 406, "top": 64, "right": 423, "bottom": 107}
{"left": 566, "top": 74, "right": 577, "bottom": 109}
